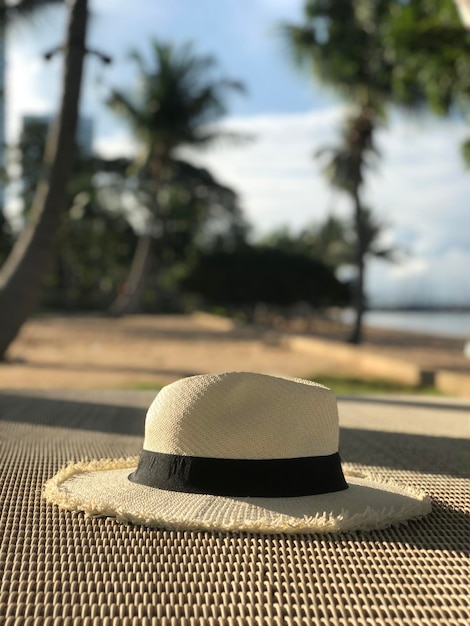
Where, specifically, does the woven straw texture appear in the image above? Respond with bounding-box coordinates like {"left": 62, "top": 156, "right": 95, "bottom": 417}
{"left": 144, "top": 373, "right": 338, "bottom": 458}
{"left": 1, "top": 391, "right": 469, "bottom": 625}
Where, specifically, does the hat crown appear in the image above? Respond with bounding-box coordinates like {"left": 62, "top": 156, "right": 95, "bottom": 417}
{"left": 144, "top": 372, "right": 339, "bottom": 460}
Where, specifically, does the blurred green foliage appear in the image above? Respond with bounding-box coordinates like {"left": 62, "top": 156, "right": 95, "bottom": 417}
{"left": 183, "top": 244, "right": 350, "bottom": 316}
{"left": 311, "top": 375, "right": 441, "bottom": 396}
{"left": 11, "top": 111, "right": 352, "bottom": 314}
{"left": 105, "top": 40, "right": 247, "bottom": 315}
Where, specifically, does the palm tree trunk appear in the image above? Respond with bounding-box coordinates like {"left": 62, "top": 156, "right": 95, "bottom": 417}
{"left": 109, "top": 155, "right": 165, "bottom": 317}
{"left": 347, "top": 106, "right": 375, "bottom": 345}
{"left": 0, "top": 0, "right": 88, "bottom": 359}
{"left": 109, "top": 233, "right": 154, "bottom": 316}
{"left": 349, "top": 189, "right": 366, "bottom": 345}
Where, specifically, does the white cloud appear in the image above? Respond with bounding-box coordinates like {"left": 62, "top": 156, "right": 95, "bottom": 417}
{"left": 178, "top": 106, "right": 347, "bottom": 231}
{"left": 366, "top": 115, "right": 469, "bottom": 266}
{"left": 95, "top": 130, "right": 138, "bottom": 159}
{"left": 367, "top": 248, "right": 470, "bottom": 306}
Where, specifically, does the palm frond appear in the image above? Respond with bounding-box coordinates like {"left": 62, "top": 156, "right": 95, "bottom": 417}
{"left": 107, "top": 38, "right": 246, "bottom": 164}
{"left": 127, "top": 48, "right": 148, "bottom": 75}
{"left": 106, "top": 91, "right": 146, "bottom": 129}
{"left": 192, "top": 128, "right": 254, "bottom": 150}
{"left": 171, "top": 158, "right": 236, "bottom": 198}
{"left": 217, "top": 78, "right": 246, "bottom": 95}
{"left": 278, "top": 23, "right": 317, "bottom": 69}
{"left": 370, "top": 246, "right": 401, "bottom": 263}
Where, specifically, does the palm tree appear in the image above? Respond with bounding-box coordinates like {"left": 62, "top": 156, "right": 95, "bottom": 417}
{"left": 0, "top": 0, "right": 89, "bottom": 359}
{"left": 282, "top": 1, "right": 400, "bottom": 342}
{"left": 261, "top": 217, "right": 350, "bottom": 271}
{"left": 106, "top": 40, "right": 244, "bottom": 315}
{"left": 282, "top": 0, "right": 447, "bottom": 342}
{"left": 315, "top": 110, "right": 378, "bottom": 342}
{"left": 106, "top": 157, "right": 248, "bottom": 314}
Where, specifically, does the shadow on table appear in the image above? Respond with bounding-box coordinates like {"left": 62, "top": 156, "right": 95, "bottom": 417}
{"left": 1, "top": 391, "right": 468, "bottom": 478}
{"left": 0, "top": 392, "right": 145, "bottom": 436}
{"left": 340, "top": 394, "right": 470, "bottom": 413}
{"left": 340, "top": 426, "right": 470, "bottom": 479}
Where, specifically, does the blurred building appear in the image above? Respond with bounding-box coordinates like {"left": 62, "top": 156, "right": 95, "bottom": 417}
{"left": 21, "top": 114, "right": 94, "bottom": 157}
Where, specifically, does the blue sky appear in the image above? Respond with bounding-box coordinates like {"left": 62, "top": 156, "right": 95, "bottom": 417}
{"left": 5, "top": 0, "right": 470, "bottom": 307}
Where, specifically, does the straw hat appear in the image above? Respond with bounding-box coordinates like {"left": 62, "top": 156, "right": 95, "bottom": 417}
{"left": 44, "top": 372, "right": 431, "bottom": 534}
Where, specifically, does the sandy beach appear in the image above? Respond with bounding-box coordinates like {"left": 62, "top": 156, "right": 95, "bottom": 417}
{"left": 1, "top": 312, "right": 468, "bottom": 393}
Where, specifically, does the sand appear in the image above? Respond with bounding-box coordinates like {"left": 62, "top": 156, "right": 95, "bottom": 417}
{"left": 0, "top": 312, "right": 468, "bottom": 391}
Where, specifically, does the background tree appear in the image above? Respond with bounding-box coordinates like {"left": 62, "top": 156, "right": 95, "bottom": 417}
{"left": 12, "top": 112, "right": 249, "bottom": 313}
{"left": 282, "top": 0, "right": 470, "bottom": 342}
{"left": 48, "top": 150, "right": 139, "bottom": 310}
{"left": 261, "top": 217, "right": 350, "bottom": 271}
{"left": 45, "top": 197, "right": 137, "bottom": 311}
{"left": 18, "top": 116, "right": 56, "bottom": 213}
{"left": 262, "top": 210, "right": 398, "bottom": 325}
{"left": 385, "top": 0, "right": 470, "bottom": 169}
{"left": 383, "top": 0, "right": 470, "bottom": 114}
{"left": 284, "top": 0, "right": 406, "bottom": 343}
{"left": 316, "top": 112, "right": 378, "bottom": 342}
{"left": 282, "top": 0, "right": 401, "bottom": 342}
{"left": 183, "top": 244, "right": 349, "bottom": 319}
{"left": 106, "top": 40, "right": 245, "bottom": 315}
{"left": 0, "top": 0, "right": 90, "bottom": 359}
{"left": 8, "top": 105, "right": 136, "bottom": 311}
{"left": 108, "top": 160, "right": 250, "bottom": 313}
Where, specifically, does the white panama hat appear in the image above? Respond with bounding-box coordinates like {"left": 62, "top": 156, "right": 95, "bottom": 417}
{"left": 44, "top": 372, "right": 431, "bottom": 534}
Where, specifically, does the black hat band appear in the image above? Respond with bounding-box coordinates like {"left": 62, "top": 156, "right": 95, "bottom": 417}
{"left": 128, "top": 449, "right": 348, "bottom": 497}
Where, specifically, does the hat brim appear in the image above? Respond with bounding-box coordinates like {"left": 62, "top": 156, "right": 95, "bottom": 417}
{"left": 43, "top": 457, "right": 431, "bottom": 534}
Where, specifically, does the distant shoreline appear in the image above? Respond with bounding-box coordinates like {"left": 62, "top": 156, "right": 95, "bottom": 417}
{"left": 368, "top": 306, "right": 470, "bottom": 313}
{"left": 334, "top": 308, "right": 470, "bottom": 340}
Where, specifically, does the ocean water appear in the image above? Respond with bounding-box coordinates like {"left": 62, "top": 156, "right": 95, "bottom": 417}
{"left": 340, "top": 309, "right": 470, "bottom": 339}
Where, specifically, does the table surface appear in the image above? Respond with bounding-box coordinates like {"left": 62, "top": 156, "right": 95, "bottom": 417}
{"left": 0, "top": 390, "right": 469, "bottom": 626}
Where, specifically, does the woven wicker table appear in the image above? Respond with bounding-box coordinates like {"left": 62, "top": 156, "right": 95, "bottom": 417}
{"left": 0, "top": 390, "right": 469, "bottom": 625}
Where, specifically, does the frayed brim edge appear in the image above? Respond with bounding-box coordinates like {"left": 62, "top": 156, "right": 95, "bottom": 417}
{"left": 43, "top": 457, "right": 432, "bottom": 534}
